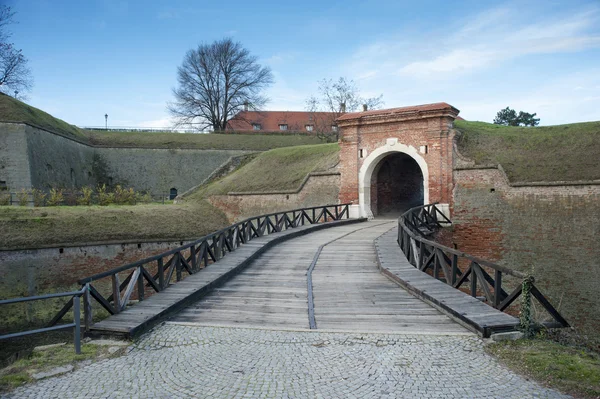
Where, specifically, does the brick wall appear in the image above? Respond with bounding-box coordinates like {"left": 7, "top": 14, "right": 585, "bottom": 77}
{"left": 451, "top": 166, "right": 600, "bottom": 333}
{"left": 338, "top": 113, "right": 456, "bottom": 213}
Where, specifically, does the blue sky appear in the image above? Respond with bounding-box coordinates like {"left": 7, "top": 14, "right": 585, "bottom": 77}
{"left": 9, "top": 0, "right": 600, "bottom": 127}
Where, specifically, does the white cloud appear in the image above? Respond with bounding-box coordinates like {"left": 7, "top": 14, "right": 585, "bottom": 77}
{"left": 265, "top": 71, "right": 307, "bottom": 111}
{"left": 455, "top": 70, "right": 600, "bottom": 125}
{"left": 348, "top": 6, "right": 600, "bottom": 81}
{"left": 398, "top": 49, "right": 497, "bottom": 78}
{"left": 135, "top": 117, "right": 175, "bottom": 129}
{"left": 333, "top": 3, "right": 600, "bottom": 124}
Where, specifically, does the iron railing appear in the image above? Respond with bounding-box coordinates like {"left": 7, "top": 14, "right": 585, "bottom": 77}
{"left": 397, "top": 203, "right": 569, "bottom": 328}
{"left": 0, "top": 288, "right": 85, "bottom": 354}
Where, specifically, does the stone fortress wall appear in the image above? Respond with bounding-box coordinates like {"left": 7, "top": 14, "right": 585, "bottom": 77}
{"left": 0, "top": 122, "right": 249, "bottom": 195}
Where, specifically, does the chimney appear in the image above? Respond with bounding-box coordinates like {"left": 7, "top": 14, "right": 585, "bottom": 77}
{"left": 362, "top": 104, "right": 368, "bottom": 112}
{"left": 244, "top": 102, "right": 249, "bottom": 112}
{"left": 340, "top": 102, "right": 346, "bottom": 113}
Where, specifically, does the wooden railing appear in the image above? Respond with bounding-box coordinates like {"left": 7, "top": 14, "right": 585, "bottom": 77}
{"left": 1, "top": 288, "right": 85, "bottom": 353}
{"left": 397, "top": 204, "right": 569, "bottom": 328}
{"left": 48, "top": 204, "right": 350, "bottom": 331}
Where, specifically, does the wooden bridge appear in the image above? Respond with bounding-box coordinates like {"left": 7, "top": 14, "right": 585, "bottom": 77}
{"left": 35, "top": 204, "right": 569, "bottom": 344}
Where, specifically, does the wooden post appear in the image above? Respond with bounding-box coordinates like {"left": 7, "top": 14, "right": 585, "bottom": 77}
{"left": 83, "top": 284, "right": 92, "bottom": 332}
{"left": 418, "top": 242, "right": 425, "bottom": 270}
{"left": 112, "top": 274, "right": 121, "bottom": 313}
{"left": 190, "top": 244, "right": 197, "bottom": 272}
{"left": 137, "top": 267, "right": 145, "bottom": 302}
{"left": 494, "top": 270, "right": 502, "bottom": 308}
{"left": 175, "top": 253, "right": 182, "bottom": 282}
{"left": 73, "top": 295, "right": 81, "bottom": 354}
{"left": 470, "top": 263, "right": 478, "bottom": 297}
{"left": 451, "top": 254, "right": 458, "bottom": 286}
{"left": 158, "top": 258, "right": 165, "bottom": 290}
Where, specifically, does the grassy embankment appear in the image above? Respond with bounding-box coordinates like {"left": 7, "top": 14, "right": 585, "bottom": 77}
{"left": 0, "top": 93, "right": 85, "bottom": 139}
{"left": 0, "top": 343, "right": 126, "bottom": 392}
{"left": 0, "top": 202, "right": 229, "bottom": 250}
{"left": 84, "top": 130, "right": 324, "bottom": 150}
{"left": 455, "top": 120, "right": 600, "bottom": 183}
{"left": 0, "top": 92, "right": 323, "bottom": 150}
{"left": 185, "top": 143, "right": 340, "bottom": 200}
{"left": 0, "top": 95, "right": 327, "bottom": 249}
{"left": 488, "top": 338, "right": 600, "bottom": 399}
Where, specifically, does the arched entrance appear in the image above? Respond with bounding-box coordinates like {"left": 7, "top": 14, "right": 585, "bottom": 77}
{"left": 357, "top": 140, "right": 429, "bottom": 219}
{"left": 370, "top": 153, "right": 423, "bottom": 216}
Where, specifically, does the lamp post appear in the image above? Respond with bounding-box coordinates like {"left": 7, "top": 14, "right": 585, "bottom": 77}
{"left": 105, "top": 114, "right": 108, "bottom": 130}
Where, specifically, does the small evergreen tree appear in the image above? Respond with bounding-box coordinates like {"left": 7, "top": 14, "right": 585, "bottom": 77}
{"left": 493, "top": 107, "right": 540, "bottom": 127}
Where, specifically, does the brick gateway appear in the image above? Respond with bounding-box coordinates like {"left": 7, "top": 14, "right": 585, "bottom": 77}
{"left": 337, "top": 103, "right": 459, "bottom": 219}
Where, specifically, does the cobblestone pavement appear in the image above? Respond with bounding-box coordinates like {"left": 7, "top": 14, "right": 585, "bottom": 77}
{"left": 5, "top": 324, "right": 571, "bottom": 399}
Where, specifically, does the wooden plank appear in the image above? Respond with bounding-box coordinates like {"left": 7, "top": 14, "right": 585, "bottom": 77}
{"left": 89, "top": 218, "right": 366, "bottom": 338}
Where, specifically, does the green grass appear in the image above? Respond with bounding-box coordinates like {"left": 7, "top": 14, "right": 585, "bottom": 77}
{"left": 186, "top": 143, "right": 340, "bottom": 200}
{"left": 85, "top": 130, "right": 325, "bottom": 150}
{"left": 0, "top": 343, "right": 121, "bottom": 392}
{"left": 455, "top": 120, "right": 600, "bottom": 182}
{"left": 0, "top": 201, "right": 230, "bottom": 250}
{"left": 0, "top": 93, "right": 85, "bottom": 139}
{"left": 487, "top": 338, "right": 600, "bottom": 398}
{"left": 0, "top": 93, "right": 324, "bottom": 150}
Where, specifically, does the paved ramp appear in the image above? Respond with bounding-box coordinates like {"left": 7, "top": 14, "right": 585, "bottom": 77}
{"left": 173, "top": 221, "right": 469, "bottom": 335}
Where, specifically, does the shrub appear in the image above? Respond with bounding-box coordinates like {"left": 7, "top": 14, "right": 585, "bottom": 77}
{"left": 114, "top": 185, "right": 136, "bottom": 205}
{"left": 0, "top": 191, "right": 10, "bottom": 206}
{"left": 47, "top": 189, "right": 64, "bottom": 206}
{"left": 136, "top": 191, "right": 152, "bottom": 204}
{"left": 97, "top": 184, "right": 114, "bottom": 206}
{"left": 17, "top": 189, "right": 29, "bottom": 206}
{"left": 124, "top": 187, "right": 136, "bottom": 205}
{"left": 77, "top": 186, "right": 94, "bottom": 206}
{"left": 63, "top": 190, "right": 78, "bottom": 206}
{"left": 32, "top": 189, "right": 47, "bottom": 207}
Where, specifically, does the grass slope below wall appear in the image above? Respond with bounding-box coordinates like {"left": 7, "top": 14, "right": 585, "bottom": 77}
{"left": 85, "top": 130, "right": 324, "bottom": 150}
{"left": 0, "top": 201, "right": 229, "bottom": 250}
{"left": 186, "top": 143, "right": 340, "bottom": 200}
{"left": 0, "top": 93, "right": 85, "bottom": 139}
{"left": 0, "top": 93, "right": 324, "bottom": 150}
{"left": 455, "top": 120, "right": 600, "bottom": 183}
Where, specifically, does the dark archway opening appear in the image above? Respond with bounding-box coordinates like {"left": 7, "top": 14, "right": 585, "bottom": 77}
{"left": 370, "top": 153, "right": 423, "bottom": 217}
{"left": 169, "top": 187, "right": 178, "bottom": 200}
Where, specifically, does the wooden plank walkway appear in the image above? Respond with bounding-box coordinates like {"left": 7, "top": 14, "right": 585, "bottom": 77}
{"left": 173, "top": 221, "right": 471, "bottom": 335}
{"left": 375, "top": 227, "right": 520, "bottom": 337}
{"left": 90, "top": 219, "right": 364, "bottom": 338}
{"left": 312, "top": 223, "right": 468, "bottom": 334}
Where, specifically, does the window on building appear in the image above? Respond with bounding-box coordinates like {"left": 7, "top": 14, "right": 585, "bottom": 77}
{"left": 0, "top": 181, "right": 6, "bottom": 191}
{"left": 305, "top": 125, "right": 314, "bottom": 132}
{"left": 331, "top": 125, "right": 338, "bottom": 132}
{"left": 279, "top": 124, "right": 288, "bottom": 131}
{"left": 252, "top": 124, "right": 261, "bottom": 130}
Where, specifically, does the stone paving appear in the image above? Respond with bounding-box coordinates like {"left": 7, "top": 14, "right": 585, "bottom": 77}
{"left": 5, "top": 323, "right": 571, "bottom": 399}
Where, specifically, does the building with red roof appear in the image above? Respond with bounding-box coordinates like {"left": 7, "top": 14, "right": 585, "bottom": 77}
{"left": 226, "top": 111, "right": 338, "bottom": 134}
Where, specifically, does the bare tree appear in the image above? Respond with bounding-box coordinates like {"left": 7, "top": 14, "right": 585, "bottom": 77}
{"left": 168, "top": 38, "right": 274, "bottom": 132}
{"left": 0, "top": 5, "right": 32, "bottom": 95}
{"left": 306, "top": 77, "right": 383, "bottom": 141}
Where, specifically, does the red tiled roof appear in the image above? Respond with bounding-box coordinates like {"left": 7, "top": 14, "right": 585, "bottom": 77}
{"left": 336, "top": 102, "right": 459, "bottom": 121}
{"left": 226, "top": 111, "right": 337, "bottom": 132}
